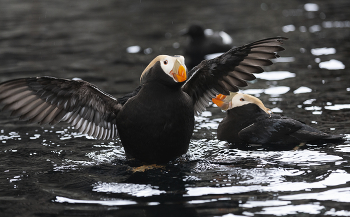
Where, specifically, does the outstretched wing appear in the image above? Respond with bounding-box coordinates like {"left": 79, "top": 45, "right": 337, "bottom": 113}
{"left": 0, "top": 76, "right": 122, "bottom": 140}
{"left": 182, "top": 37, "right": 287, "bottom": 114}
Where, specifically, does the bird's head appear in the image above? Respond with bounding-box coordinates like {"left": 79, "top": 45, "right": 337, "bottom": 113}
{"left": 140, "top": 55, "right": 187, "bottom": 84}
{"left": 181, "top": 24, "right": 205, "bottom": 39}
{"left": 212, "top": 92, "right": 271, "bottom": 114}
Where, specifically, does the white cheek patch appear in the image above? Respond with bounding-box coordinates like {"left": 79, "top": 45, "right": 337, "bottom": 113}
{"left": 160, "top": 61, "right": 172, "bottom": 74}
{"left": 160, "top": 58, "right": 178, "bottom": 81}
{"left": 230, "top": 95, "right": 250, "bottom": 108}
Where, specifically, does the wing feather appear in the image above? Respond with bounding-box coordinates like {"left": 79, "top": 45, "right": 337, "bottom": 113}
{"left": 247, "top": 51, "right": 279, "bottom": 59}
{"left": 228, "top": 71, "right": 256, "bottom": 81}
{"left": 223, "top": 75, "right": 247, "bottom": 87}
{"left": 240, "top": 58, "right": 272, "bottom": 66}
{"left": 0, "top": 77, "right": 122, "bottom": 140}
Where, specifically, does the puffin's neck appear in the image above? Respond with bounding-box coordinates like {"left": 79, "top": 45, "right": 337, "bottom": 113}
{"left": 143, "top": 79, "right": 184, "bottom": 91}
{"left": 140, "top": 81, "right": 184, "bottom": 99}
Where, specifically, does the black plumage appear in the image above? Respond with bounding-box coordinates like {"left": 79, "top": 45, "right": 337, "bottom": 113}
{"left": 181, "top": 24, "right": 234, "bottom": 69}
{"left": 0, "top": 37, "right": 287, "bottom": 164}
{"left": 214, "top": 93, "right": 344, "bottom": 147}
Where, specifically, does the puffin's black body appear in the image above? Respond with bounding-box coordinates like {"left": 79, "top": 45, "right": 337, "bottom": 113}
{"left": 116, "top": 62, "right": 194, "bottom": 163}
{"left": 218, "top": 104, "right": 344, "bottom": 146}
{"left": 182, "top": 24, "right": 233, "bottom": 69}
{"left": 0, "top": 37, "right": 287, "bottom": 164}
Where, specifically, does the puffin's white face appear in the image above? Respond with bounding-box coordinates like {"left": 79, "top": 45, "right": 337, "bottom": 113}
{"left": 230, "top": 93, "right": 256, "bottom": 108}
{"left": 212, "top": 92, "right": 271, "bottom": 114}
{"left": 140, "top": 55, "right": 187, "bottom": 84}
{"left": 159, "top": 55, "right": 187, "bottom": 82}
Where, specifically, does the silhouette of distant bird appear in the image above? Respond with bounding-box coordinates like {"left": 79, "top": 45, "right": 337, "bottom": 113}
{"left": 181, "top": 24, "right": 233, "bottom": 69}
{"left": 212, "top": 92, "right": 344, "bottom": 147}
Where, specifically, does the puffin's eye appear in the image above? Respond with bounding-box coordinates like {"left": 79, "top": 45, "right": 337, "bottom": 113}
{"left": 240, "top": 98, "right": 245, "bottom": 101}
{"left": 163, "top": 60, "right": 168, "bottom": 65}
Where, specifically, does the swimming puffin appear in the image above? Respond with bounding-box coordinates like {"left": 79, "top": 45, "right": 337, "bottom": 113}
{"left": 212, "top": 92, "right": 344, "bottom": 147}
{"left": 0, "top": 37, "right": 287, "bottom": 164}
{"left": 181, "top": 24, "right": 233, "bottom": 69}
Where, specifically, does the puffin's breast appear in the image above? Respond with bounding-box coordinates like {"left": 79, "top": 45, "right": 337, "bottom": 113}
{"left": 116, "top": 85, "right": 194, "bottom": 163}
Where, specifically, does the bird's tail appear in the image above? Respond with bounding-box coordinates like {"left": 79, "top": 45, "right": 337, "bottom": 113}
{"left": 315, "top": 134, "right": 345, "bottom": 144}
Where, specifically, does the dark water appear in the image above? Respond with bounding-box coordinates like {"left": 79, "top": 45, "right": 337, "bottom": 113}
{"left": 1, "top": 0, "right": 350, "bottom": 216}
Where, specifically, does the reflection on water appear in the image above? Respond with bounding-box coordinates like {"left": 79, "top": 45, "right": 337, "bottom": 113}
{"left": 93, "top": 182, "right": 165, "bottom": 197}
{"left": 324, "top": 104, "right": 350, "bottom": 110}
{"left": 303, "top": 99, "right": 316, "bottom": 104}
{"left": 309, "top": 25, "right": 321, "bottom": 33}
{"left": 282, "top": 24, "right": 295, "bottom": 33}
{"left": 264, "top": 86, "right": 290, "bottom": 95}
{"left": 311, "top": 47, "right": 336, "bottom": 56}
{"left": 270, "top": 107, "right": 283, "bottom": 113}
{"left": 294, "top": 86, "right": 312, "bottom": 94}
{"left": 257, "top": 203, "right": 324, "bottom": 216}
{"left": 323, "top": 21, "right": 350, "bottom": 28}
{"left": 304, "top": 3, "right": 319, "bottom": 12}
{"left": 272, "top": 56, "right": 295, "bottom": 62}
{"left": 319, "top": 59, "right": 345, "bottom": 70}
{"left": 325, "top": 209, "right": 350, "bottom": 216}
{"left": 254, "top": 71, "right": 295, "bottom": 80}
{"left": 280, "top": 187, "right": 350, "bottom": 203}
{"left": 185, "top": 169, "right": 350, "bottom": 195}
{"left": 126, "top": 45, "right": 141, "bottom": 53}
{"left": 55, "top": 196, "right": 137, "bottom": 206}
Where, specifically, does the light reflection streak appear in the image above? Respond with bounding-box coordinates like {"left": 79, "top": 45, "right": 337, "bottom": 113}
{"left": 256, "top": 203, "right": 324, "bottom": 216}
{"left": 54, "top": 196, "right": 136, "bottom": 206}
{"left": 319, "top": 59, "right": 345, "bottom": 70}
{"left": 272, "top": 57, "right": 295, "bottom": 63}
{"left": 240, "top": 200, "right": 290, "bottom": 208}
{"left": 294, "top": 86, "right": 312, "bottom": 94}
{"left": 264, "top": 86, "right": 290, "bottom": 95}
{"left": 92, "top": 182, "right": 165, "bottom": 197}
{"left": 325, "top": 208, "right": 350, "bottom": 216}
{"left": 282, "top": 24, "right": 295, "bottom": 32}
{"left": 254, "top": 71, "right": 295, "bottom": 80}
{"left": 185, "top": 170, "right": 350, "bottom": 197}
{"left": 279, "top": 187, "right": 350, "bottom": 203}
{"left": 311, "top": 47, "right": 336, "bottom": 56}
{"left": 304, "top": 3, "right": 319, "bottom": 12}
{"left": 126, "top": 45, "right": 141, "bottom": 53}
{"left": 324, "top": 104, "right": 350, "bottom": 110}
{"left": 323, "top": 21, "right": 350, "bottom": 28}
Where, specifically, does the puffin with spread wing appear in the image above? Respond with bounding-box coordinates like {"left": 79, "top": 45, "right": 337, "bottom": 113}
{"left": 212, "top": 92, "right": 344, "bottom": 146}
{"left": 0, "top": 37, "right": 287, "bottom": 163}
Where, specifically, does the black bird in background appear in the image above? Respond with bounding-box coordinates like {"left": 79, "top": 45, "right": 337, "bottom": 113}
{"left": 181, "top": 24, "right": 234, "bottom": 69}
{"left": 0, "top": 37, "right": 287, "bottom": 164}
{"left": 212, "top": 92, "right": 344, "bottom": 147}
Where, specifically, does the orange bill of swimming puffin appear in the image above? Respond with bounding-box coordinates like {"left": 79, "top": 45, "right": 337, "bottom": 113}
{"left": 212, "top": 92, "right": 271, "bottom": 114}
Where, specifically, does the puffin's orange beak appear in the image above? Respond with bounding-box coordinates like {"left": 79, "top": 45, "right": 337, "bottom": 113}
{"left": 172, "top": 60, "right": 187, "bottom": 82}
{"left": 212, "top": 94, "right": 230, "bottom": 110}
{"left": 212, "top": 94, "right": 226, "bottom": 107}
